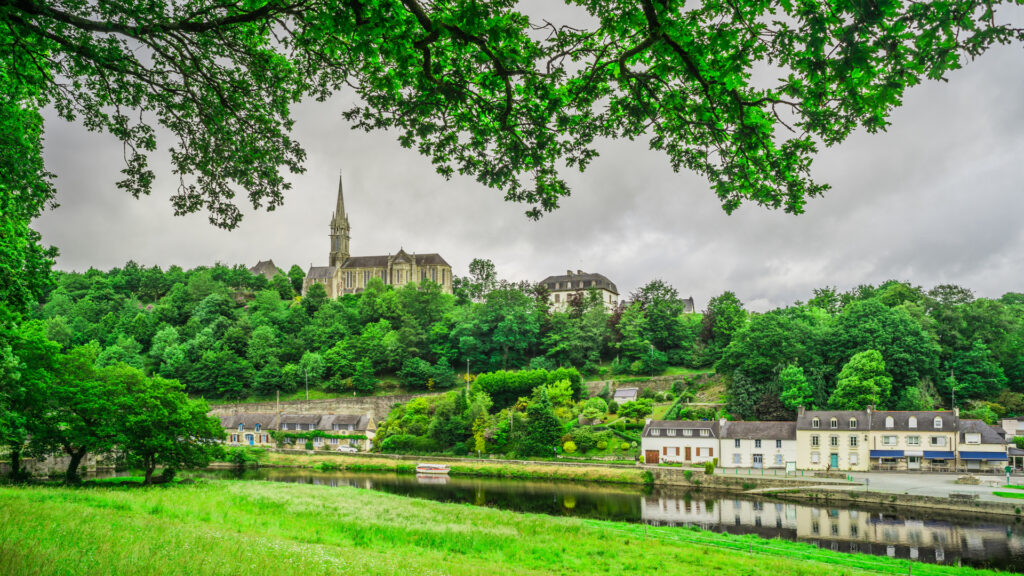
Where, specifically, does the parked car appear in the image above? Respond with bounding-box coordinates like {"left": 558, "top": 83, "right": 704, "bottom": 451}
{"left": 336, "top": 445, "right": 358, "bottom": 453}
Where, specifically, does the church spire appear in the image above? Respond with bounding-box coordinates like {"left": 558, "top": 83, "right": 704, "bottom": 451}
{"left": 329, "top": 170, "right": 350, "bottom": 267}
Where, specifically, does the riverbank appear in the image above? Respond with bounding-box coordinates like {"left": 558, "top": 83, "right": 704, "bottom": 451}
{"left": 0, "top": 480, "right": 1005, "bottom": 576}
{"left": 251, "top": 451, "right": 650, "bottom": 484}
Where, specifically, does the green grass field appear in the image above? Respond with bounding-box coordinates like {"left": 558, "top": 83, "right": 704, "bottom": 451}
{"left": 993, "top": 491, "right": 1024, "bottom": 499}
{"left": 0, "top": 480, "right": 1000, "bottom": 576}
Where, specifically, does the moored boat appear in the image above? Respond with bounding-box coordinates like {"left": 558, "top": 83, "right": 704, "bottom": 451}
{"left": 415, "top": 463, "right": 450, "bottom": 474}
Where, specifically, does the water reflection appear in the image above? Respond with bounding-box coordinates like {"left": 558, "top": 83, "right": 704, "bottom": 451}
{"left": 193, "top": 469, "right": 1024, "bottom": 571}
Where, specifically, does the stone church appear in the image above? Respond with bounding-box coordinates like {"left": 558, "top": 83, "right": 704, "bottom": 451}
{"left": 303, "top": 173, "right": 453, "bottom": 298}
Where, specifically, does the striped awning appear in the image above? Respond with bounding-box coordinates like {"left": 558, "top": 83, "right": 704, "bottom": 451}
{"left": 923, "top": 451, "right": 955, "bottom": 459}
{"left": 958, "top": 451, "right": 1008, "bottom": 460}
{"left": 870, "top": 450, "right": 904, "bottom": 458}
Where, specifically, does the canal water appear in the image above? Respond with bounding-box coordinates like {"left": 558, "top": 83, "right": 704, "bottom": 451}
{"left": 195, "top": 468, "right": 1024, "bottom": 571}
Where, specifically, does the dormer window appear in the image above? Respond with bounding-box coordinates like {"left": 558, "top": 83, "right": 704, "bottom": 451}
{"left": 699, "top": 429, "right": 710, "bottom": 437}
{"left": 651, "top": 429, "right": 660, "bottom": 436}
{"left": 885, "top": 416, "right": 894, "bottom": 429}
{"left": 849, "top": 418, "right": 858, "bottom": 429}
{"left": 934, "top": 417, "right": 943, "bottom": 429}
{"left": 683, "top": 429, "right": 693, "bottom": 436}
{"left": 238, "top": 424, "right": 244, "bottom": 432}
{"left": 667, "top": 429, "right": 676, "bottom": 437}
{"left": 908, "top": 417, "right": 917, "bottom": 429}
{"left": 812, "top": 418, "right": 820, "bottom": 429}
{"left": 830, "top": 418, "right": 838, "bottom": 429}
{"left": 255, "top": 423, "right": 261, "bottom": 432}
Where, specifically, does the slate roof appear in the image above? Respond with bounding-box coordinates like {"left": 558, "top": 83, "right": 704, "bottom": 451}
{"left": 279, "top": 414, "right": 322, "bottom": 425}
{"left": 796, "top": 410, "right": 869, "bottom": 431}
{"left": 249, "top": 260, "right": 280, "bottom": 281}
{"left": 721, "top": 421, "right": 797, "bottom": 440}
{"left": 871, "top": 411, "right": 956, "bottom": 432}
{"left": 613, "top": 388, "right": 639, "bottom": 401}
{"left": 540, "top": 271, "right": 618, "bottom": 295}
{"left": 682, "top": 297, "right": 696, "bottom": 313}
{"left": 219, "top": 413, "right": 278, "bottom": 430}
{"left": 959, "top": 420, "right": 1006, "bottom": 444}
{"left": 319, "top": 413, "right": 373, "bottom": 431}
{"left": 642, "top": 420, "right": 719, "bottom": 438}
{"left": 306, "top": 266, "right": 336, "bottom": 280}
{"left": 339, "top": 252, "right": 451, "bottom": 269}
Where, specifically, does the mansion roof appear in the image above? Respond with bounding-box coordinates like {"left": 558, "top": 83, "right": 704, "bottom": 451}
{"left": 540, "top": 271, "right": 618, "bottom": 295}
{"left": 642, "top": 420, "right": 719, "bottom": 438}
{"left": 721, "top": 421, "right": 796, "bottom": 440}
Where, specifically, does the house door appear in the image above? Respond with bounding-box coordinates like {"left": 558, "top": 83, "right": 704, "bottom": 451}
{"left": 245, "top": 434, "right": 254, "bottom": 446}
{"left": 752, "top": 454, "right": 763, "bottom": 469}
{"left": 645, "top": 450, "right": 660, "bottom": 464}
{"left": 908, "top": 456, "right": 921, "bottom": 470}
{"left": 829, "top": 453, "right": 839, "bottom": 468}
{"left": 685, "top": 447, "right": 692, "bottom": 461}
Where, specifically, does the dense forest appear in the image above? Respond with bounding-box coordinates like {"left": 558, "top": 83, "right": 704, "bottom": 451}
{"left": 17, "top": 260, "right": 1024, "bottom": 426}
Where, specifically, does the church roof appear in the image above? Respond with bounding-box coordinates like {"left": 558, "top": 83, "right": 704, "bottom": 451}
{"left": 339, "top": 252, "right": 450, "bottom": 269}
{"left": 249, "top": 260, "right": 279, "bottom": 281}
{"left": 540, "top": 271, "right": 618, "bottom": 295}
{"left": 306, "top": 266, "right": 336, "bottom": 280}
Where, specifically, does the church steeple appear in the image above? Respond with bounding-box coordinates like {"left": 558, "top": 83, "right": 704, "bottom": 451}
{"left": 329, "top": 171, "right": 350, "bottom": 267}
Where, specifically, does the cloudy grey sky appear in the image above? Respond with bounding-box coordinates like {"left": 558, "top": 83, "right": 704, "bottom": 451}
{"left": 34, "top": 7, "right": 1024, "bottom": 312}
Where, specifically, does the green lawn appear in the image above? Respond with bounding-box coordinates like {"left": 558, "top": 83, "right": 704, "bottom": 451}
{"left": 993, "top": 491, "right": 1024, "bottom": 499}
{"left": 0, "top": 480, "right": 1000, "bottom": 576}
{"left": 1002, "top": 485, "right": 1024, "bottom": 490}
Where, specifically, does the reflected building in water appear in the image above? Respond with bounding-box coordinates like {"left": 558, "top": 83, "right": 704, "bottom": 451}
{"left": 642, "top": 494, "right": 1024, "bottom": 567}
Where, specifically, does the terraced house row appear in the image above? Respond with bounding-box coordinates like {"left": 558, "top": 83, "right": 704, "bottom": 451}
{"left": 642, "top": 407, "right": 1012, "bottom": 473}
{"left": 218, "top": 412, "right": 376, "bottom": 451}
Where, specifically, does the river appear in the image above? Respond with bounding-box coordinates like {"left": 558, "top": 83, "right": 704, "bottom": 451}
{"left": 192, "top": 468, "right": 1024, "bottom": 571}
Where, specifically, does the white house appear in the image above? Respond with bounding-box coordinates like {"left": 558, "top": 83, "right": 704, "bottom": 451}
{"left": 641, "top": 420, "right": 719, "bottom": 464}
{"left": 719, "top": 420, "right": 797, "bottom": 469}
{"left": 539, "top": 270, "right": 619, "bottom": 312}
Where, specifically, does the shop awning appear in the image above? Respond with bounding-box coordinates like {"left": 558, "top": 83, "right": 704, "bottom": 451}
{"left": 870, "top": 450, "right": 904, "bottom": 458}
{"left": 923, "top": 451, "right": 955, "bottom": 459}
{"left": 958, "top": 451, "right": 1008, "bottom": 460}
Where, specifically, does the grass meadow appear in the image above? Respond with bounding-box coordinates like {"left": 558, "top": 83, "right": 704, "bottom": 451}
{"left": 0, "top": 479, "right": 1005, "bottom": 576}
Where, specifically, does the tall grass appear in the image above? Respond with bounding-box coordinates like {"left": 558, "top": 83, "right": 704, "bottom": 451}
{"left": 0, "top": 480, "right": 1004, "bottom": 576}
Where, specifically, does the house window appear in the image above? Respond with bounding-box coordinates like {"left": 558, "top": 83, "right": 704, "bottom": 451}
{"left": 733, "top": 454, "right": 742, "bottom": 465}
{"left": 754, "top": 439, "right": 762, "bottom": 448}
{"left": 313, "top": 436, "right": 322, "bottom": 445}
{"left": 908, "top": 417, "right": 917, "bottom": 429}
{"left": 811, "top": 452, "right": 820, "bottom": 464}
{"left": 811, "top": 435, "right": 820, "bottom": 447}
{"left": 667, "top": 429, "right": 676, "bottom": 437}
{"left": 554, "top": 294, "right": 560, "bottom": 303}
{"left": 830, "top": 418, "right": 838, "bottom": 429}
{"left": 735, "top": 439, "right": 741, "bottom": 448}
{"left": 812, "top": 418, "right": 820, "bottom": 429}
{"left": 934, "top": 417, "right": 943, "bottom": 429}
{"left": 830, "top": 435, "right": 839, "bottom": 447}
{"left": 699, "top": 429, "right": 709, "bottom": 437}
{"left": 330, "top": 438, "right": 339, "bottom": 445}
{"left": 255, "top": 424, "right": 261, "bottom": 432}
{"left": 907, "top": 436, "right": 920, "bottom": 446}
{"left": 683, "top": 429, "right": 693, "bottom": 437}
{"left": 850, "top": 453, "right": 859, "bottom": 465}
{"left": 776, "top": 439, "right": 783, "bottom": 449}
{"left": 885, "top": 416, "right": 894, "bottom": 429}
{"left": 333, "top": 424, "right": 340, "bottom": 431}
{"left": 882, "top": 435, "right": 898, "bottom": 446}
{"left": 651, "top": 429, "right": 660, "bottom": 436}
{"left": 930, "top": 436, "right": 947, "bottom": 447}
{"left": 849, "top": 435, "right": 858, "bottom": 447}
{"left": 965, "top": 433, "right": 981, "bottom": 444}
{"left": 849, "top": 418, "right": 858, "bottom": 429}
{"left": 238, "top": 424, "right": 244, "bottom": 432}
{"left": 775, "top": 454, "right": 784, "bottom": 465}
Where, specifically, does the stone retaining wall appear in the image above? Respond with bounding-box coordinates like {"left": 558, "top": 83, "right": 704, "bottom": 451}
{"left": 207, "top": 392, "right": 440, "bottom": 420}
{"left": 584, "top": 372, "right": 716, "bottom": 396}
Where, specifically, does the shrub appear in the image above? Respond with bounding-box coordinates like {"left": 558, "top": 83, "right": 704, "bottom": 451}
{"left": 704, "top": 460, "right": 715, "bottom": 475}
{"left": 640, "top": 387, "right": 657, "bottom": 400}
{"left": 563, "top": 441, "right": 578, "bottom": 453}
{"left": 571, "top": 427, "right": 598, "bottom": 452}
{"left": 683, "top": 470, "right": 693, "bottom": 481}
{"left": 619, "top": 442, "right": 629, "bottom": 450}
{"left": 398, "top": 357, "right": 433, "bottom": 388}
{"left": 304, "top": 440, "right": 314, "bottom": 450}
{"left": 596, "top": 441, "right": 608, "bottom": 450}
{"left": 671, "top": 380, "right": 685, "bottom": 395}
{"left": 584, "top": 396, "right": 608, "bottom": 414}
{"left": 607, "top": 400, "right": 619, "bottom": 414}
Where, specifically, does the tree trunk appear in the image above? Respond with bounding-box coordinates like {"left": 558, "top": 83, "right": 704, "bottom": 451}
{"left": 64, "top": 448, "right": 86, "bottom": 485}
{"left": 8, "top": 447, "right": 22, "bottom": 480}
{"left": 144, "top": 464, "right": 154, "bottom": 485}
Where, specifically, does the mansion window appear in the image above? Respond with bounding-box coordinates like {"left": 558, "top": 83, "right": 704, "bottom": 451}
{"left": 908, "top": 417, "right": 917, "bottom": 429}
{"left": 907, "top": 436, "right": 920, "bottom": 446}
{"left": 812, "top": 418, "right": 820, "bottom": 429}
{"left": 933, "top": 417, "right": 943, "bottom": 429}
{"left": 885, "top": 416, "right": 895, "bottom": 429}
{"left": 830, "top": 435, "right": 839, "bottom": 447}
{"left": 754, "top": 439, "right": 762, "bottom": 448}
{"left": 930, "top": 436, "right": 947, "bottom": 447}
{"left": 811, "top": 435, "right": 820, "bottom": 447}
{"left": 735, "top": 439, "right": 741, "bottom": 448}
{"left": 776, "top": 439, "right": 783, "bottom": 449}
{"left": 830, "top": 418, "right": 838, "bottom": 429}
{"left": 882, "top": 435, "right": 898, "bottom": 446}
{"left": 849, "top": 418, "right": 858, "bottom": 429}
{"left": 849, "top": 435, "right": 858, "bottom": 447}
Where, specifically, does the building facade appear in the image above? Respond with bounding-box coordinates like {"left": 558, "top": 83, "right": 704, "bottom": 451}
{"left": 303, "top": 173, "right": 453, "bottom": 298}
{"left": 719, "top": 420, "right": 797, "bottom": 469}
{"left": 218, "top": 411, "right": 376, "bottom": 451}
{"left": 641, "top": 420, "right": 719, "bottom": 464}
{"left": 867, "top": 411, "right": 958, "bottom": 472}
{"left": 958, "top": 419, "right": 1009, "bottom": 473}
{"left": 795, "top": 408, "right": 871, "bottom": 472}
{"left": 540, "top": 270, "right": 619, "bottom": 312}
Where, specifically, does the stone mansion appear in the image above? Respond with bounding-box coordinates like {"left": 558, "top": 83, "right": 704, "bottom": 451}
{"left": 302, "top": 173, "right": 453, "bottom": 298}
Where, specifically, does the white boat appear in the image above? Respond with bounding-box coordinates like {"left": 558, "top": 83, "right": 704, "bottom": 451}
{"left": 415, "top": 463, "right": 450, "bottom": 475}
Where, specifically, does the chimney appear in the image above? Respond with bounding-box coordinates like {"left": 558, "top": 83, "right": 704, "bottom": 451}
{"left": 566, "top": 270, "right": 573, "bottom": 276}
{"left": 797, "top": 405, "right": 805, "bottom": 417}
{"left": 577, "top": 269, "right": 583, "bottom": 275}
